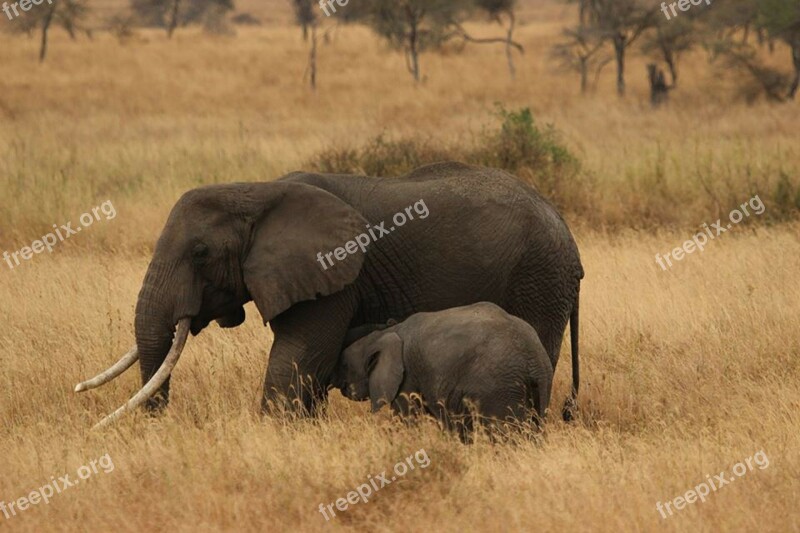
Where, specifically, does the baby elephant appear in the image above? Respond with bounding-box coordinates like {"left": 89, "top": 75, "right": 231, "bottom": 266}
{"left": 335, "top": 302, "right": 553, "bottom": 436}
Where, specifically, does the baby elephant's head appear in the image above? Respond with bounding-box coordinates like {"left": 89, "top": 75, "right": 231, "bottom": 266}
{"left": 336, "top": 343, "right": 371, "bottom": 402}
{"left": 337, "top": 329, "right": 382, "bottom": 401}
{"left": 336, "top": 329, "right": 404, "bottom": 412}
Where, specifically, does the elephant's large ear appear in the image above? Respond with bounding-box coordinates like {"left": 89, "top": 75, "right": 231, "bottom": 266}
{"left": 243, "top": 182, "right": 369, "bottom": 324}
{"left": 368, "top": 332, "right": 404, "bottom": 412}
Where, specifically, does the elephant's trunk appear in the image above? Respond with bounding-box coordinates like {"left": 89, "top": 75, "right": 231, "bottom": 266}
{"left": 92, "top": 318, "right": 191, "bottom": 430}
{"left": 134, "top": 260, "right": 184, "bottom": 411}
{"left": 81, "top": 258, "right": 196, "bottom": 430}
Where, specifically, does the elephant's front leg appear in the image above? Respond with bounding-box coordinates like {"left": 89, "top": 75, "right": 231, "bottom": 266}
{"left": 262, "top": 290, "right": 357, "bottom": 416}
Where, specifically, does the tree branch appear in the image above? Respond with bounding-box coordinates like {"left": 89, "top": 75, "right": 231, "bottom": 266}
{"left": 453, "top": 23, "right": 524, "bottom": 54}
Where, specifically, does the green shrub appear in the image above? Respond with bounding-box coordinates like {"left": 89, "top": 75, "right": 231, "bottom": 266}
{"left": 466, "top": 104, "right": 580, "bottom": 200}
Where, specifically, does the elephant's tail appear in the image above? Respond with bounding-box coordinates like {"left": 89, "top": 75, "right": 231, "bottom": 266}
{"left": 562, "top": 287, "right": 580, "bottom": 422}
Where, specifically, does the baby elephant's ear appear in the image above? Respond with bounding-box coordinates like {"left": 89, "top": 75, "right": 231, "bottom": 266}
{"left": 368, "top": 332, "right": 404, "bottom": 412}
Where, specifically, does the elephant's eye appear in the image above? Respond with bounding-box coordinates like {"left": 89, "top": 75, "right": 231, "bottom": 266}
{"left": 192, "top": 243, "right": 210, "bottom": 264}
{"left": 367, "top": 351, "right": 379, "bottom": 373}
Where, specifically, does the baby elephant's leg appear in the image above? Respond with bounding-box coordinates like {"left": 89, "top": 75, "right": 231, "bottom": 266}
{"left": 389, "top": 393, "right": 426, "bottom": 427}
{"left": 429, "top": 400, "right": 454, "bottom": 431}
{"left": 434, "top": 394, "right": 476, "bottom": 443}
{"left": 475, "top": 388, "right": 533, "bottom": 437}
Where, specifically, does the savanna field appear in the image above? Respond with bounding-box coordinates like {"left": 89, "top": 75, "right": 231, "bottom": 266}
{"left": 1, "top": 0, "right": 799, "bottom": 531}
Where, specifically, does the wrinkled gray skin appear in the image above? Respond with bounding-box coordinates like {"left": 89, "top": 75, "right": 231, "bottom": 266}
{"left": 133, "top": 162, "right": 583, "bottom": 416}
{"left": 334, "top": 303, "right": 554, "bottom": 434}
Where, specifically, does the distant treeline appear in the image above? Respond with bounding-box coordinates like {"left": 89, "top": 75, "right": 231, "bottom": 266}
{"left": 3, "top": 0, "right": 799, "bottom": 103}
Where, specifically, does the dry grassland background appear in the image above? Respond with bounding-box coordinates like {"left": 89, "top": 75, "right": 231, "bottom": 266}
{"left": 1, "top": 0, "right": 799, "bottom": 531}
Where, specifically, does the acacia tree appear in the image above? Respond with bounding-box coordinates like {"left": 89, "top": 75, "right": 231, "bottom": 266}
{"left": 708, "top": 40, "right": 790, "bottom": 102}
{"left": 552, "top": 25, "right": 610, "bottom": 93}
{"left": 131, "top": 0, "right": 233, "bottom": 38}
{"left": 709, "top": 0, "right": 759, "bottom": 44}
{"left": 10, "top": 0, "right": 90, "bottom": 62}
{"left": 290, "top": 0, "right": 315, "bottom": 41}
{"left": 706, "top": 0, "right": 800, "bottom": 102}
{"left": 364, "top": 0, "right": 465, "bottom": 82}
{"left": 757, "top": 0, "right": 800, "bottom": 99}
{"left": 132, "top": 0, "right": 181, "bottom": 37}
{"left": 586, "top": 0, "right": 658, "bottom": 96}
{"left": 641, "top": 16, "right": 697, "bottom": 87}
{"left": 349, "top": 0, "right": 522, "bottom": 83}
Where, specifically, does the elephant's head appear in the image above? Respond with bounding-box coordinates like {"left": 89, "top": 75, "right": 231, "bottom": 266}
{"left": 76, "top": 181, "right": 370, "bottom": 428}
{"left": 337, "top": 330, "right": 404, "bottom": 412}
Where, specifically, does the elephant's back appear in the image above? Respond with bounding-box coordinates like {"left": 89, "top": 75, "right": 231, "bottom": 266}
{"left": 281, "top": 162, "right": 542, "bottom": 213}
{"left": 386, "top": 163, "right": 581, "bottom": 260}
{"left": 281, "top": 163, "right": 582, "bottom": 282}
{"left": 397, "top": 162, "right": 540, "bottom": 206}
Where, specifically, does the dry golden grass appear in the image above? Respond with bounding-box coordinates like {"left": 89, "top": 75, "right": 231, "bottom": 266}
{"left": 1, "top": 3, "right": 799, "bottom": 531}
{"left": 2, "top": 229, "right": 798, "bottom": 532}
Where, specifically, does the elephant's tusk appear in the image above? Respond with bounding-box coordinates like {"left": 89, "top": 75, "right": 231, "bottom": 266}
{"left": 75, "top": 346, "right": 140, "bottom": 393}
{"left": 91, "top": 319, "right": 190, "bottom": 430}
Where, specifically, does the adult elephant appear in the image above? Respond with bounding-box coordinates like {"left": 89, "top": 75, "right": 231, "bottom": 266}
{"left": 76, "top": 162, "right": 584, "bottom": 428}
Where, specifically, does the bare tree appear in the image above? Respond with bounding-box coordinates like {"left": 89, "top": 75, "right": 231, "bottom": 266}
{"left": 475, "top": 0, "right": 520, "bottom": 79}
{"left": 166, "top": 0, "right": 181, "bottom": 38}
{"left": 307, "top": 23, "right": 339, "bottom": 90}
{"left": 289, "top": 0, "right": 339, "bottom": 91}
